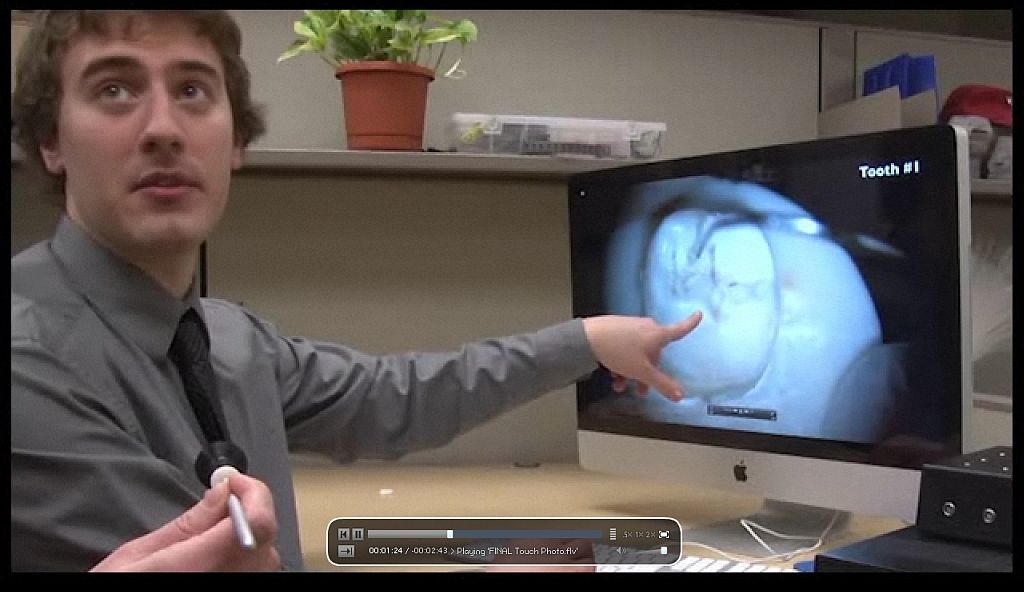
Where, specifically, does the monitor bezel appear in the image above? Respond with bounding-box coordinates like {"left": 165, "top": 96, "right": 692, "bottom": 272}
{"left": 570, "top": 124, "right": 973, "bottom": 474}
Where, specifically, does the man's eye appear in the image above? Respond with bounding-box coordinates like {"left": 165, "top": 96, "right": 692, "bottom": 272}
{"left": 98, "top": 83, "right": 131, "bottom": 101}
{"left": 181, "top": 83, "right": 210, "bottom": 101}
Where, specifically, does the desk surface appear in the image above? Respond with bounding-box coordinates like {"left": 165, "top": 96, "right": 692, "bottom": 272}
{"left": 292, "top": 462, "right": 907, "bottom": 572}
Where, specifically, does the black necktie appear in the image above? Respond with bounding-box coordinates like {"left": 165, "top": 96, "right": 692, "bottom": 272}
{"left": 170, "top": 308, "right": 228, "bottom": 443}
{"left": 169, "top": 308, "right": 246, "bottom": 484}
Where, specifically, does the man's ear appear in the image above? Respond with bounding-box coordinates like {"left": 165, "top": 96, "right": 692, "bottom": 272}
{"left": 230, "top": 144, "right": 243, "bottom": 170}
{"left": 39, "top": 140, "right": 65, "bottom": 175}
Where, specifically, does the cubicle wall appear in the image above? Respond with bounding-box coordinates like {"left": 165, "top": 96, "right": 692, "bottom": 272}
{"left": 208, "top": 174, "right": 579, "bottom": 465}
{"left": 10, "top": 10, "right": 1010, "bottom": 463}
{"left": 853, "top": 30, "right": 1012, "bottom": 104}
{"left": 230, "top": 10, "right": 820, "bottom": 158}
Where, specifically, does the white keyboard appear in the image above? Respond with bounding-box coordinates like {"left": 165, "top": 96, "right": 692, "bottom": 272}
{"left": 447, "top": 541, "right": 799, "bottom": 573}
{"left": 596, "top": 554, "right": 799, "bottom": 573}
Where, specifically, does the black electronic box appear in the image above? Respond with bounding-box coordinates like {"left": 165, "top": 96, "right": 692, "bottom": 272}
{"left": 815, "top": 446, "right": 1013, "bottom": 572}
{"left": 916, "top": 446, "right": 1012, "bottom": 548}
{"left": 814, "top": 525, "right": 1012, "bottom": 572}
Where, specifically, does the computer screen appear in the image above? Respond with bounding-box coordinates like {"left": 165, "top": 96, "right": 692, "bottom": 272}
{"left": 570, "top": 125, "right": 972, "bottom": 552}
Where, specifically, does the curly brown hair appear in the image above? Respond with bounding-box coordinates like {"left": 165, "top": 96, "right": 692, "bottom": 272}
{"left": 11, "top": 10, "right": 266, "bottom": 205}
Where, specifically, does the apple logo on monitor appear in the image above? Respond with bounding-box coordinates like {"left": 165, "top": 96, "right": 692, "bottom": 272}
{"left": 733, "top": 460, "right": 748, "bottom": 482}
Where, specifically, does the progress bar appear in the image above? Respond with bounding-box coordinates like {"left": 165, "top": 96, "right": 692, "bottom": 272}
{"left": 366, "top": 529, "right": 604, "bottom": 539}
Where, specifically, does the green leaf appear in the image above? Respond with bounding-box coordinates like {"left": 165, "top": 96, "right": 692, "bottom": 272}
{"left": 304, "top": 10, "right": 325, "bottom": 34}
{"left": 421, "top": 29, "right": 459, "bottom": 45}
{"left": 277, "top": 39, "right": 313, "bottom": 63}
{"left": 330, "top": 28, "right": 370, "bottom": 61}
{"left": 278, "top": 10, "right": 477, "bottom": 77}
{"left": 452, "top": 20, "right": 478, "bottom": 42}
{"left": 388, "top": 35, "right": 415, "bottom": 54}
{"left": 294, "top": 20, "right": 314, "bottom": 39}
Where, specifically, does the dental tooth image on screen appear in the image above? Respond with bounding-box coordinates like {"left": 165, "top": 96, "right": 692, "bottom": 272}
{"left": 573, "top": 126, "right": 971, "bottom": 526}
{"left": 601, "top": 176, "right": 905, "bottom": 443}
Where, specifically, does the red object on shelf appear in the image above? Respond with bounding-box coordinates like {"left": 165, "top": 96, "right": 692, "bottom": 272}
{"left": 940, "top": 85, "right": 1013, "bottom": 128}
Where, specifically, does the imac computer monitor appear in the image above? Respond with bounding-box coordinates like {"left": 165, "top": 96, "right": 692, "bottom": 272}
{"left": 570, "top": 125, "right": 971, "bottom": 553}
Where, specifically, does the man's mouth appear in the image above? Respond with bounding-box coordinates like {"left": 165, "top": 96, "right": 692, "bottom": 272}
{"left": 133, "top": 171, "right": 201, "bottom": 192}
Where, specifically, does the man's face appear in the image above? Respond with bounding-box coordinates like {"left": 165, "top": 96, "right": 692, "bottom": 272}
{"left": 40, "top": 14, "right": 241, "bottom": 260}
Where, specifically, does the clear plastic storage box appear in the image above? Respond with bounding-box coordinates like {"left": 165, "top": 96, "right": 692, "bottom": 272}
{"left": 450, "top": 113, "right": 666, "bottom": 159}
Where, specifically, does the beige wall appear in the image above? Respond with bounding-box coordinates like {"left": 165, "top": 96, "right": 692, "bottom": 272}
{"left": 11, "top": 19, "right": 30, "bottom": 92}
{"left": 209, "top": 173, "right": 579, "bottom": 464}
{"left": 10, "top": 168, "right": 62, "bottom": 256}
{"left": 231, "top": 10, "right": 821, "bottom": 156}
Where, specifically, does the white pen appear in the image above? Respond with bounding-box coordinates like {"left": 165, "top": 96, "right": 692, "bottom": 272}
{"left": 210, "top": 465, "right": 257, "bottom": 550}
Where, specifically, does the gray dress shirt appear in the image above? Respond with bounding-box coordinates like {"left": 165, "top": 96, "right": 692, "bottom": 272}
{"left": 11, "top": 216, "right": 598, "bottom": 572}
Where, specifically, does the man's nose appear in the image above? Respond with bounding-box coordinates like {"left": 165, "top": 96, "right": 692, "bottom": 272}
{"left": 139, "top": 89, "right": 185, "bottom": 157}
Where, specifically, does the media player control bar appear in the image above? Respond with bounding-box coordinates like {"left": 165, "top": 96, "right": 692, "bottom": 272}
{"left": 327, "top": 517, "right": 683, "bottom": 566}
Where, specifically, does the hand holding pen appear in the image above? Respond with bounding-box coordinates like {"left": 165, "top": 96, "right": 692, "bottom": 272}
{"left": 195, "top": 442, "right": 262, "bottom": 552}
{"left": 211, "top": 465, "right": 257, "bottom": 550}
{"left": 90, "top": 471, "right": 280, "bottom": 571}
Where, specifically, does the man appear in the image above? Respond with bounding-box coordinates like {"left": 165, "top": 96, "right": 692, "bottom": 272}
{"left": 11, "top": 10, "right": 702, "bottom": 572}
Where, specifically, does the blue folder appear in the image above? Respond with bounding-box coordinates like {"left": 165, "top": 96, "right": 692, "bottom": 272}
{"left": 864, "top": 54, "right": 937, "bottom": 99}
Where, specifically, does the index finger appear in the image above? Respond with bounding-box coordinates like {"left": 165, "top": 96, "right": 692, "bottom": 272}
{"left": 130, "top": 517, "right": 243, "bottom": 571}
{"left": 660, "top": 310, "right": 703, "bottom": 345}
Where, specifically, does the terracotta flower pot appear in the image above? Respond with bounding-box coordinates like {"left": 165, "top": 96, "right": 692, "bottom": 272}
{"left": 335, "top": 61, "right": 435, "bottom": 151}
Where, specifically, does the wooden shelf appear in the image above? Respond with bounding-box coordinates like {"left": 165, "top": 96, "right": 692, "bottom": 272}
{"left": 11, "top": 142, "right": 637, "bottom": 180}
{"left": 12, "top": 141, "right": 1015, "bottom": 192}
{"left": 240, "top": 148, "right": 636, "bottom": 180}
{"left": 971, "top": 178, "right": 1012, "bottom": 203}
{"left": 973, "top": 392, "right": 1012, "bottom": 413}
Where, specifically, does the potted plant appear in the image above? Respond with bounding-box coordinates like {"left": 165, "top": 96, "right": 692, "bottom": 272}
{"left": 278, "top": 10, "right": 478, "bottom": 151}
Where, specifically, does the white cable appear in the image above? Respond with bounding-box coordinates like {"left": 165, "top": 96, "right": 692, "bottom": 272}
{"left": 681, "top": 510, "right": 841, "bottom": 565}
{"left": 739, "top": 517, "right": 826, "bottom": 557}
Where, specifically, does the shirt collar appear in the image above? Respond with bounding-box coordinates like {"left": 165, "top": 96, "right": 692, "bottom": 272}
{"left": 50, "top": 215, "right": 206, "bottom": 359}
